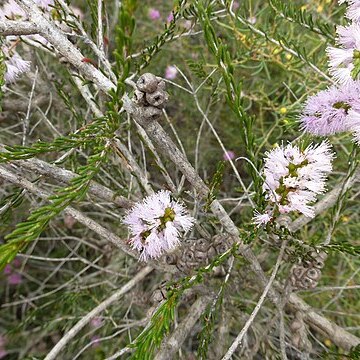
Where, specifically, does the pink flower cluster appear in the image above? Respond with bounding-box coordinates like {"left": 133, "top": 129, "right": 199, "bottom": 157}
{"left": 148, "top": 7, "right": 176, "bottom": 23}
{"left": 254, "top": 142, "right": 334, "bottom": 226}
{"left": 223, "top": 150, "right": 236, "bottom": 161}
{"left": 339, "top": 0, "right": 360, "bottom": 22}
{"left": 123, "top": 190, "right": 195, "bottom": 261}
{"left": 300, "top": 80, "right": 360, "bottom": 137}
{"left": 148, "top": 8, "right": 161, "bottom": 21}
{"left": 326, "top": 1, "right": 360, "bottom": 83}
{"left": 1, "top": 0, "right": 54, "bottom": 84}
{"left": 300, "top": 1, "right": 360, "bottom": 144}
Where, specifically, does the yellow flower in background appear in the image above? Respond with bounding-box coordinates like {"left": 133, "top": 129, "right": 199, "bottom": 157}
{"left": 324, "top": 339, "right": 332, "bottom": 347}
{"left": 283, "top": 118, "right": 290, "bottom": 125}
{"left": 280, "top": 107, "right": 287, "bottom": 114}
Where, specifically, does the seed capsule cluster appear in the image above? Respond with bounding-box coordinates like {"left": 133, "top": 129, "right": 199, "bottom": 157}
{"left": 134, "top": 73, "right": 169, "bottom": 115}
{"left": 290, "top": 251, "right": 327, "bottom": 290}
{"left": 165, "top": 235, "right": 232, "bottom": 275}
{"left": 290, "top": 311, "right": 312, "bottom": 351}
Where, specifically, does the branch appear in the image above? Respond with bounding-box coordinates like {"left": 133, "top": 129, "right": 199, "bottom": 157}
{"left": 44, "top": 266, "right": 153, "bottom": 360}
{"left": 0, "top": 165, "right": 135, "bottom": 255}
{"left": 287, "top": 293, "right": 360, "bottom": 351}
{"left": 0, "top": 20, "right": 40, "bottom": 35}
{"left": 14, "top": 0, "right": 115, "bottom": 93}
{"left": 221, "top": 241, "right": 287, "bottom": 360}
{"left": 4, "top": 154, "right": 133, "bottom": 209}
{"left": 55, "top": 0, "right": 117, "bottom": 83}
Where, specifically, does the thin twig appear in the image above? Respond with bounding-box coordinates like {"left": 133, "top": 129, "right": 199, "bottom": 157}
{"left": 44, "top": 266, "right": 153, "bottom": 360}
{"left": 221, "top": 241, "right": 287, "bottom": 360}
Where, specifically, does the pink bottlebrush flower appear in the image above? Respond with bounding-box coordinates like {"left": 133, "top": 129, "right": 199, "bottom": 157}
{"left": 327, "top": 46, "right": 355, "bottom": 84}
{"left": 345, "top": 0, "right": 360, "bottom": 22}
{"left": 149, "top": 8, "right": 161, "bottom": 21}
{"left": 337, "top": 23, "right": 360, "bottom": 49}
{"left": 300, "top": 81, "right": 360, "bottom": 136}
{"left": 7, "top": 273, "right": 22, "bottom": 285}
{"left": 4, "top": 62, "right": 24, "bottom": 83}
{"left": 327, "top": 46, "right": 354, "bottom": 79}
{"left": 328, "top": 19, "right": 360, "bottom": 84}
{"left": 90, "top": 317, "right": 103, "bottom": 328}
{"left": 223, "top": 150, "right": 236, "bottom": 161}
{"left": 0, "top": 0, "right": 25, "bottom": 20}
{"left": 123, "top": 190, "right": 195, "bottom": 261}
{"left": 331, "top": 63, "right": 354, "bottom": 84}
{"left": 252, "top": 210, "right": 272, "bottom": 227}
{"left": 327, "top": 19, "right": 360, "bottom": 84}
{"left": 4, "top": 54, "right": 31, "bottom": 83}
{"left": 262, "top": 142, "right": 334, "bottom": 218}
{"left": 345, "top": 109, "right": 360, "bottom": 143}
{"left": 167, "top": 12, "right": 174, "bottom": 23}
{"left": 0, "top": 0, "right": 53, "bottom": 20}
{"left": 165, "top": 65, "right": 178, "bottom": 80}
{"left": 10, "top": 54, "right": 30, "bottom": 72}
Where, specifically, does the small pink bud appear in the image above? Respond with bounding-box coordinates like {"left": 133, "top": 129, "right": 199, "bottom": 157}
{"left": 90, "top": 317, "right": 103, "bottom": 328}
{"left": 7, "top": 273, "right": 22, "bottom": 285}
{"left": 165, "top": 65, "right": 178, "bottom": 80}
{"left": 223, "top": 150, "right": 236, "bottom": 161}
{"left": 149, "top": 8, "right": 161, "bottom": 21}
{"left": 3, "top": 265, "right": 12, "bottom": 275}
{"left": 167, "top": 12, "right": 174, "bottom": 23}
